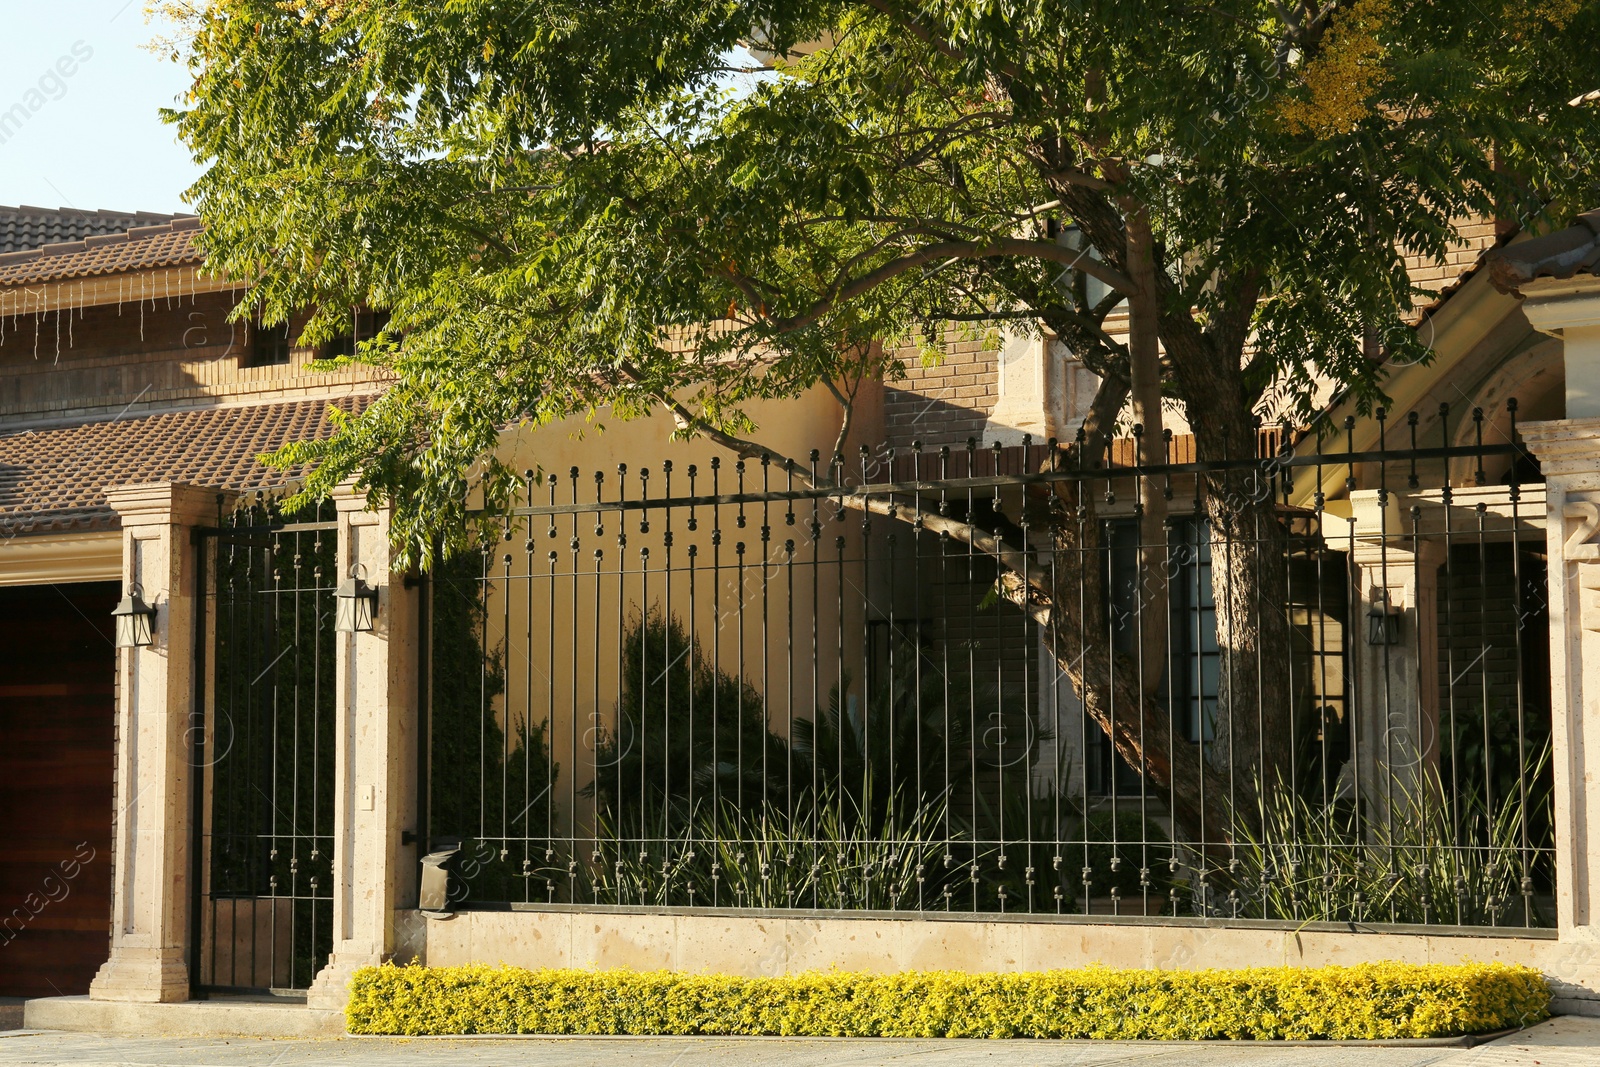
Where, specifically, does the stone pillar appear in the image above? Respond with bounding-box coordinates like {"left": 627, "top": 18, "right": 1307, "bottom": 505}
{"left": 90, "top": 483, "right": 229, "bottom": 1003}
{"left": 1486, "top": 249, "right": 1600, "bottom": 1004}
{"left": 1520, "top": 418, "right": 1600, "bottom": 940}
{"left": 1509, "top": 286, "right": 1600, "bottom": 947}
{"left": 1346, "top": 511, "right": 1445, "bottom": 831}
{"left": 306, "top": 489, "right": 419, "bottom": 1010}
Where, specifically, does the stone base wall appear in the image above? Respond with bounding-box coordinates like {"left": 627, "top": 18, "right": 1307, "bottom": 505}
{"left": 394, "top": 908, "right": 1600, "bottom": 1015}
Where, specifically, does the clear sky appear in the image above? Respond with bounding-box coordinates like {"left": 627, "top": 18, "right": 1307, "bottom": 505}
{"left": 0, "top": 10, "right": 767, "bottom": 219}
{"left": 0, "top": 3, "right": 199, "bottom": 215}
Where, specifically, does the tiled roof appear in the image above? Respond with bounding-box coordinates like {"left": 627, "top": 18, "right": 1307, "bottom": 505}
{"left": 0, "top": 205, "right": 191, "bottom": 255}
{"left": 0, "top": 397, "right": 369, "bottom": 536}
{"left": 0, "top": 216, "right": 204, "bottom": 287}
{"left": 1485, "top": 209, "right": 1600, "bottom": 295}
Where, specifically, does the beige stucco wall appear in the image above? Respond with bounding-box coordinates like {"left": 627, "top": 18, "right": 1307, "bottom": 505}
{"left": 462, "top": 387, "right": 878, "bottom": 840}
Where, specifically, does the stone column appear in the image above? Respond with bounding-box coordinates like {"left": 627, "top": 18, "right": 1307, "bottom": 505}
{"left": 1509, "top": 287, "right": 1600, "bottom": 948}
{"left": 1486, "top": 249, "right": 1600, "bottom": 1004}
{"left": 1520, "top": 418, "right": 1600, "bottom": 940}
{"left": 90, "top": 483, "right": 229, "bottom": 1003}
{"left": 1345, "top": 502, "right": 1445, "bottom": 832}
{"left": 307, "top": 489, "right": 419, "bottom": 1010}
{"left": 984, "top": 331, "right": 1096, "bottom": 446}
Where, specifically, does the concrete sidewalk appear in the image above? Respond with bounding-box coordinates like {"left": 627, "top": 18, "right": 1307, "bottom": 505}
{"left": 0, "top": 1016, "right": 1595, "bottom": 1067}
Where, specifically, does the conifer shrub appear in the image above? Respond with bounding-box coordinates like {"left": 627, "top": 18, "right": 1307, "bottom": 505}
{"left": 347, "top": 961, "right": 1548, "bottom": 1040}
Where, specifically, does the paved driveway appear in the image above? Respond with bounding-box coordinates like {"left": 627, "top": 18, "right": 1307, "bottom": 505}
{"left": 0, "top": 1016, "right": 1594, "bottom": 1067}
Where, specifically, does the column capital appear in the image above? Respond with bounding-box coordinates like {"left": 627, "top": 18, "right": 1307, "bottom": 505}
{"left": 104, "top": 483, "right": 235, "bottom": 529}
{"left": 1347, "top": 536, "right": 1446, "bottom": 576}
{"left": 1520, "top": 418, "right": 1600, "bottom": 479}
{"left": 1344, "top": 489, "right": 1449, "bottom": 574}
{"left": 1520, "top": 286, "right": 1600, "bottom": 336}
{"left": 332, "top": 478, "right": 379, "bottom": 517}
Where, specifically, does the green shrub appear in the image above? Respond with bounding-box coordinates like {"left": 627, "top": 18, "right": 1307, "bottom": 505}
{"left": 591, "top": 788, "right": 950, "bottom": 910}
{"left": 347, "top": 961, "right": 1549, "bottom": 1040}
{"left": 1227, "top": 745, "right": 1553, "bottom": 927}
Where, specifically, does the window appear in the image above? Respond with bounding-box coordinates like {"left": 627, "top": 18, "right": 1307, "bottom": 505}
{"left": 1047, "top": 219, "right": 1121, "bottom": 311}
{"left": 319, "top": 308, "right": 390, "bottom": 360}
{"left": 1085, "top": 517, "right": 1215, "bottom": 795}
{"left": 247, "top": 319, "right": 293, "bottom": 367}
{"left": 1085, "top": 516, "right": 1352, "bottom": 798}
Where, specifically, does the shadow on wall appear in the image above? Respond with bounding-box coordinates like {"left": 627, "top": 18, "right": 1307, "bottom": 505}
{"left": 882, "top": 387, "right": 994, "bottom": 452}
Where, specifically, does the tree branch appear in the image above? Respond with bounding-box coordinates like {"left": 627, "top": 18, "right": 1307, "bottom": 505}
{"left": 855, "top": 0, "right": 1051, "bottom": 110}
{"left": 617, "top": 362, "right": 1052, "bottom": 610}
{"left": 1035, "top": 166, "right": 1113, "bottom": 192}
{"left": 760, "top": 237, "right": 1134, "bottom": 336}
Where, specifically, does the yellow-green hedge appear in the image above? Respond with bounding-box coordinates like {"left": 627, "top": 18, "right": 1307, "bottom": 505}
{"left": 347, "top": 961, "right": 1549, "bottom": 1040}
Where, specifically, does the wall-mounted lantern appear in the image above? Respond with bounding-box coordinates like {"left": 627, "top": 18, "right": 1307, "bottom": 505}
{"left": 335, "top": 563, "right": 380, "bottom": 633}
{"left": 1366, "top": 593, "right": 1401, "bottom": 646}
{"left": 112, "top": 584, "right": 157, "bottom": 648}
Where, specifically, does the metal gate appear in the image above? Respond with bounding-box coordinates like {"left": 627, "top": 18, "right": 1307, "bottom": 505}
{"left": 191, "top": 502, "right": 337, "bottom": 993}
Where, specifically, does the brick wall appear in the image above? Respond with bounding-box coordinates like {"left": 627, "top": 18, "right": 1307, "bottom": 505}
{"left": 882, "top": 333, "right": 1001, "bottom": 451}
{"left": 0, "top": 287, "right": 386, "bottom": 424}
{"left": 1404, "top": 216, "right": 1501, "bottom": 319}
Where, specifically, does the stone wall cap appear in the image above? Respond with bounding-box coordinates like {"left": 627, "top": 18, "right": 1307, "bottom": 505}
{"left": 1519, "top": 416, "right": 1600, "bottom": 441}
{"left": 104, "top": 483, "right": 237, "bottom": 527}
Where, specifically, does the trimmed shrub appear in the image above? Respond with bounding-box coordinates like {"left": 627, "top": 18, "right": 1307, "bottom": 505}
{"left": 347, "top": 961, "right": 1549, "bottom": 1040}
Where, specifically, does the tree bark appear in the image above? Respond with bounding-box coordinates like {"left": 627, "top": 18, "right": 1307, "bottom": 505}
{"left": 1026, "top": 64, "right": 1297, "bottom": 815}
{"left": 1164, "top": 332, "right": 1296, "bottom": 806}
{"left": 1039, "top": 462, "right": 1238, "bottom": 864}
{"left": 1122, "top": 205, "right": 1169, "bottom": 699}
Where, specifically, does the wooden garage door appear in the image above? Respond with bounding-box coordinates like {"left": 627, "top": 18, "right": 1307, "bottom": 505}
{"left": 0, "top": 582, "right": 116, "bottom": 998}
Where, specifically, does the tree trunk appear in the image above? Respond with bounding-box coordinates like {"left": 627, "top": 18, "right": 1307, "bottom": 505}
{"left": 1187, "top": 377, "right": 1296, "bottom": 809}
{"left": 1038, "top": 467, "right": 1238, "bottom": 865}
{"left": 1123, "top": 206, "right": 1169, "bottom": 699}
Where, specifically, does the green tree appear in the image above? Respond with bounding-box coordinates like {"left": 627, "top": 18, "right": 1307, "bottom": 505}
{"left": 165, "top": 0, "right": 1600, "bottom": 848}
{"left": 588, "top": 610, "right": 784, "bottom": 840}
{"left": 427, "top": 547, "right": 559, "bottom": 902}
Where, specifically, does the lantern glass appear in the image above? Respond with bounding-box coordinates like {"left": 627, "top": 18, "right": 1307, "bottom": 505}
{"left": 335, "top": 567, "right": 379, "bottom": 633}
{"left": 1366, "top": 604, "right": 1400, "bottom": 646}
{"left": 112, "top": 586, "right": 156, "bottom": 648}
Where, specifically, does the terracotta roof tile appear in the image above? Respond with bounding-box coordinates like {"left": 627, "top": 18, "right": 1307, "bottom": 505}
{"left": 0, "top": 397, "right": 370, "bottom": 536}
{"left": 0, "top": 204, "right": 191, "bottom": 255}
{"left": 1485, "top": 209, "right": 1600, "bottom": 295}
{"left": 0, "top": 217, "right": 204, "bottom": 287}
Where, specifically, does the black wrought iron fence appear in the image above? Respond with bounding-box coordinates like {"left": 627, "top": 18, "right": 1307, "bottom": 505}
{"left": 423, "top": 400, "right": 1553, "bottom": 929}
